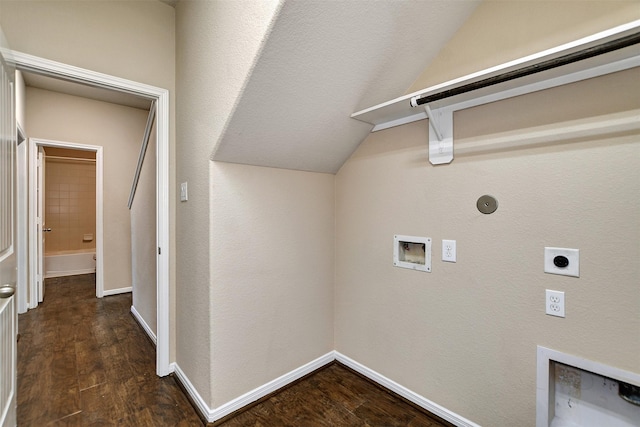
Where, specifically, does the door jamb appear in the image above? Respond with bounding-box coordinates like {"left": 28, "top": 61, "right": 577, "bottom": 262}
{"left": 28, "top": 138, "right": 104, "bottom": 300}
{"left": 16, "top": 125, "right": 27, "bottom": 314}
{"left": 11, "top": 51, "right": 172, "bottom": 377}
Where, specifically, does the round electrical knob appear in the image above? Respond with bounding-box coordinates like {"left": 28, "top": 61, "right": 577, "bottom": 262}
{"left": 553, "top": 255, "right": 569, "bottom": 268}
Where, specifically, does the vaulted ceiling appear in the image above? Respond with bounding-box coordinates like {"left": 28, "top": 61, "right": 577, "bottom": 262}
{"left": 211, "top": 0, "right": 480, "bottom": 173}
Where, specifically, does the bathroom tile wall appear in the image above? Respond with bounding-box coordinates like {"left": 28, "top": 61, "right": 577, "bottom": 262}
{"left": 45, "top": 159, "right": 96, "bottom": 254}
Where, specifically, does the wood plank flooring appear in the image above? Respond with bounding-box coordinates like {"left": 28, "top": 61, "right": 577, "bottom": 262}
{"left": 216, "top": 363, "right": 455, "bottom": 427}
{"left": 17, "top": 274, "right": 202, "bottom": 426}
{"left": 18, "top": 274, "right": 454, "bottom": 426}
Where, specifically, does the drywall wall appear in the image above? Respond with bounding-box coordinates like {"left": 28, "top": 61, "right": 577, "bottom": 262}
{"left": 131, "top": 122, "right": 157, "bottom": 336}
{"left": 176, "top": 0, "right": 334, "bottom": 410}
{"left": 336, "top": 74, "right": 639, "bottom": 427}
{"left": 209, "top": 162, "right": 334, "bottom": 406}
{"left": 26, "top": 88, "right": 148, "bottom": 292}
{"left": 0, "top": 0, "right": 177, "bottom": 359}
{"left": 0, "top": 0, "right": 174, "bottom": 90}
{"left": 175, "top": 0, "right": 282, "bottom": 406}
{"left": 335, "top": 2, "right": 640, "bottom": 425}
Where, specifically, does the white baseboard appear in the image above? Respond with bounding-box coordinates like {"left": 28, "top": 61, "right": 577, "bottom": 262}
{"left": 173, "top": 363, "right": 214, "bottom": 421}
{"left": 103, "top": 286, "right": 132, "bottom": 296}
{"left": 45, "top": 268, "right": 95, "bottom": 278}
{"left": 174, "top": 352, "right": 335, "bottom": 423}
{"left": 334, "top": 352, "right": 480, "bottom": 427}
{"left": 130, "top": 305, "right": 157, "bottom": 345}
{"left": 174, "top": 351, "right": 479, "bottom": 426}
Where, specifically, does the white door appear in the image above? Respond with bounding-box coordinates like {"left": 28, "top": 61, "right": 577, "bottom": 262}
{"left": 0, "top": 26, "right": 18, "bottom": 427}
{"left": 36, "top": 147, "right": 45, "bottom": 302}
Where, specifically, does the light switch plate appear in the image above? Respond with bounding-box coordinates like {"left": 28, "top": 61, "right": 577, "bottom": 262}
{"left": 180, "top": 182, "right": 188, "bottom": 202}
{"left": 544, "top": 247, "right": 579, "bottom": 277}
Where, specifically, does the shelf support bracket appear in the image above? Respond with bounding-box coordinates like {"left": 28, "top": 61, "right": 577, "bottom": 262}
{"left": 425, "top": 106, "right": 453, "bottom": 165}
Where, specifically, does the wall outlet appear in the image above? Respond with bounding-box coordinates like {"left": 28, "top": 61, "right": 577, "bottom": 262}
{"left": 546, "top": 289, "right": 565, "bottom": 318}
{"left": 442, "top": 239, "right": 456, "bottom": 262}
{"left": 544, "top": 247, "right": 579, "bottom": 277}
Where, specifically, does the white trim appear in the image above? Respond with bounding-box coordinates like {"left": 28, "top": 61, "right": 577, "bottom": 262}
{"left": 174, "top": 351, "right": 479, "bottom": 426}
{"left": 9, "top": 51, "right": 163, "bottom": 101}
{"left": 27, "top": 140, "right": 36, "bottom": 309}
{"left": 173, "top": 363, "right": 212, "bottom": 422}
{"left": 45, "top": 269, "right": 96, "bottom": 279}
{"left": 102, "top": 286, "right": 132, "bottom": 296}
{"left": 28, "top": 138, "right": 104, "bottom": 299}
{"left": 130, "top": 305, "right": 157, "bottom": 345}
{"left": 12, "top": 51, "right": 171, "bottom": 377}
{"left": 335, "top": 352, "right": 481, "bottom": 427}
{"left": 16, "top": 126, "right": 27, "bottom": 314}
{"left": 536, "top": 346, "right": 640, "bottom": 427}
{"left": 210, "top": 352, "right": 335, "bottom": 421}
{"left": 175, "top": 352, "right": 335, "bottom": 423}
{"left": 155, "top": 82, "right": 171, "bottom": 377}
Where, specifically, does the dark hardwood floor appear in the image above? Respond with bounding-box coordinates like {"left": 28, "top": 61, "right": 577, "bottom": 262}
{"left": 216, "top": 363, "right": 455, "bottom": 427}
{"left": 18, "top": 274, "right": 453, "bottom": 427}
{"left": 17, "top": 274, "right": 202, "bottom": 426}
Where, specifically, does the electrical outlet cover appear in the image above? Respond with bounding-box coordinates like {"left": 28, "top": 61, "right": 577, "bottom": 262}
{"left": 544, "top": 247, "right": 579, "bottom": 277}
{"left": 442, "top": 239, "right": 456, "bottom": 262}
{"left": 546, "top": 289, "right": 565, "bottom": 317}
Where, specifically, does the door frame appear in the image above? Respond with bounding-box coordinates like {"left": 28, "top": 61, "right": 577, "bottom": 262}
{"left": 28, "top": 138, "right": 104, "bottom": 301}
{"left": 16, "top": 125, "right": 27, "bottom": 314}
{"left": 11, "top": 51, "right": 171, "bottom": 377}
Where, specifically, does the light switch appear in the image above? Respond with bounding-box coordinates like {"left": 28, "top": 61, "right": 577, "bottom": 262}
{"left": 180, "top": 182, "right": 188, "bottom": 202}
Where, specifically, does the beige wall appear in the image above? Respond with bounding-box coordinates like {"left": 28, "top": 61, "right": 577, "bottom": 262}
{"left": 175, "top": 0, "right": 282, "bottom": 405}
{"left": 335, "top": 3, "right": 640, "bottom": 425}
{"left": 131, "top": 123, "right": 157, "bottom": 335}
{"left": 210, "top": 162, "right": 335, "bottom": 406}
{"left": 1, "top": 0, "right": 176, "bottom": 357}
{"left": 26, "top": 88, "right": 148, "bottom": 292}
{"left": 44, "top": 154, "right": 96, "bottom": 254}
{"left": 177, "top": 0, "right": 334, "bottom": 409}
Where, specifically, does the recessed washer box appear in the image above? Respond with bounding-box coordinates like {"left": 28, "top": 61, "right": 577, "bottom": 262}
{"left": 394, "top": 235, "right": 431, "bottom": 272}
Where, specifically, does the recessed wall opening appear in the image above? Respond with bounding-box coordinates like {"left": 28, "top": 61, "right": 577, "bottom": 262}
{"left": 537, "top": 346, "right": 640, "bottom": 427}
{"left": 393, "top": 235, "right": 431, "bottom": 272}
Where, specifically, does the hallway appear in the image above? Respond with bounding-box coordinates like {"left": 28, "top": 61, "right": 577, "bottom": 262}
{"left": 17, "top": 274, "right": 202, "bottom": 426}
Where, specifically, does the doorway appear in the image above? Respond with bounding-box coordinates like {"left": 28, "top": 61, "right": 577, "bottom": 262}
{"left": 12, "top": 52, "right": 171, "bottom": 377}
{"left": 28, "top": 139, "right": 103, "bottom": 305}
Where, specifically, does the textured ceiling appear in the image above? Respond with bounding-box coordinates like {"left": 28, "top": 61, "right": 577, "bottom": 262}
{"left": 212, "top": 0, "right": 480, "bottom": 174}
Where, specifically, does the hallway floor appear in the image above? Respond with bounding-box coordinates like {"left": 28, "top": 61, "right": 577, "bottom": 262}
{"left": 17, "top": 274, "right": 202, "bottom": 426}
